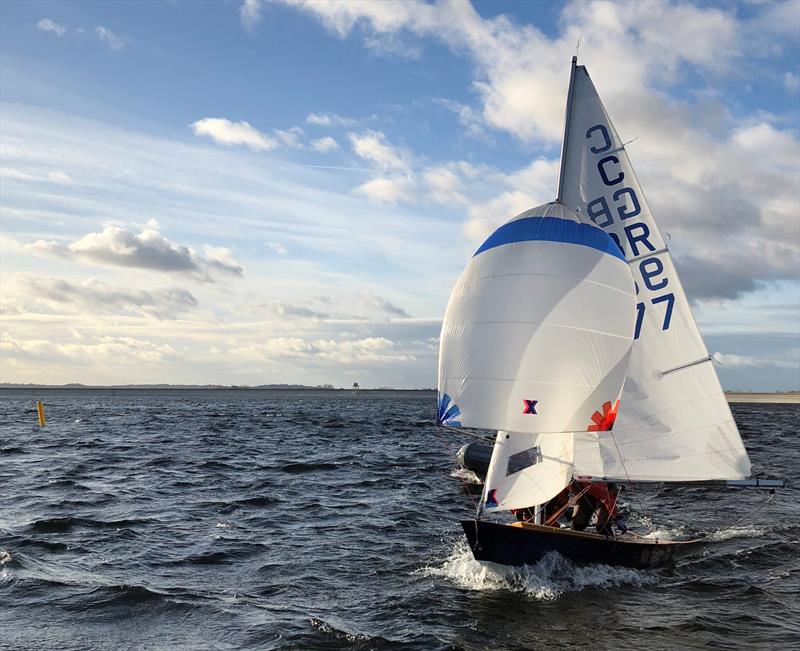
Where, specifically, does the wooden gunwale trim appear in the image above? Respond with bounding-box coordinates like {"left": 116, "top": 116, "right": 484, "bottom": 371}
{"left": 506, "top": 521, "right": 692, "bottom": 546}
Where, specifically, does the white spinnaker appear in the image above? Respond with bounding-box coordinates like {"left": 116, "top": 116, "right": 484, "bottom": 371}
{"left": 438, "top": 200, "right": 635, "bottom": 437}
{"left": 559, "top": 62, "right": 750, "bottom": 481}
{"left": 482, "top": 431, "right": 573, "bottom": 512}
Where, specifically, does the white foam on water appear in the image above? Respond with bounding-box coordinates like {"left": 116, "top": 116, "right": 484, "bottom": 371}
{"left": 642, "top": 525, "right": 689, "bottom": 541}
{"left": 309, "top": 617, "right": 378, "bottom": 644}
{"left": 449, "top": 467, "right": 481, "bottom": 484}
{"left": 0, "top": 551, "right": 13, "bottom": 586}
{"left": 705, "top": 525, "right": 766, "bottom": 542}
{"left": 420, "top": 539, "right": 655, "bottom": 600}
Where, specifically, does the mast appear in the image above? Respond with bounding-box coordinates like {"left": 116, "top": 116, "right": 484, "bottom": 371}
{"left": 556, "top": 56, "right": 578, "bottom": 203}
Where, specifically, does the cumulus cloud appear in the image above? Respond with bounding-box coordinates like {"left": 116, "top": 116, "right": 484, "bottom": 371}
{"left": 435, "top": 98, "right": 487, "bottom": 139}
{"left": 348, "top": 130, "right": 410, "bottom": 170}
{"left": 238, "top": 336, "right": 414, "bottom": 364}
{"left": 11, "top": 274, "right": 198, "bottom": 320}
{"left": 462, "top": 158, "right": 558, "bottom": 241}
{"left": 712, "top": 351, "right": 797, "bottom": 370}
{"left": 191, "top": 117, "right": 278, "bottom": 151}
{"left": 362, "top": 291, "right": 410, "bottom": 318}
{"left": 310, "top": 136, "right": 340, "bottom": 152}
{"left": 37, "top": 18, "right": 65, "bottom": 37}
{"left": 784, "top": 72, "right": 799, "bottom": 94}
{"left": 353, "top": 175, "right": 415, "bottom": 204}
{"left": 26, "top": 224, "right": 244, "bottom": 282}
{"left": 1, "top": 334, "right": 178, "bottom": 367}
{"left": 258, "top": 302, "right": 329, "bottom": 320}
{"left": 284, "top": 1, "right": 799, "bottom": 302}
{"left": 306, "top": 112, "right": 358, "bottom": 127}
{"left": 274, "top": 126, "right": 304, "bottom": 149}
{"left": 240, "top": 0, "right": 264, "bottom": 31}
{"left": 95, "top": 26, "right": 125, "bottom": 50}
{"left": 424, "top": 164, "right": 468, "bottom": 205}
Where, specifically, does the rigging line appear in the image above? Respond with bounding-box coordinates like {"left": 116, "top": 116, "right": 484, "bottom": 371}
{"left": 433, "top": 425, "right": 484, "bottom": 519}
{"left": 544, "top": 484, "right": 592, "bottom": 527}
{"left": 456, "top": 473, "right": 482, "bottom": 512}
{"left": 626, "top": 491, "right": 775, "bottom": 544}
{"left": 693, "top": 491, "right": 775, "bottom": 544}
{"left": 436, "top": 424, "right": 494, "bottom": 442}
{"left": 607, "top": 427, "right": 652, "bottom": 531}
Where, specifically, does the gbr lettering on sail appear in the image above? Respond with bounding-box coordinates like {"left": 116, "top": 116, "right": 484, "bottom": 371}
{"left": 582, "top": 124, "right": 673, "bottom": 340}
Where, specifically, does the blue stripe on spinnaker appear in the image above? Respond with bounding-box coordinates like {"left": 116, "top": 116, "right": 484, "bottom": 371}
{"left": 473, "top": 216, "right": 625, "bottom": 261}
{"left": 442, "top": 403, "right": 460, "bottom": 423}
{"left": 437, "top": 393, "right": 461, "bottom": 426}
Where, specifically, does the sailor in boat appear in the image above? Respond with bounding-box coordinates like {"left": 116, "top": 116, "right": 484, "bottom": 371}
{"left": 513, "top": 480, "right": 627, "bottom": 537}
{"left": 569, "top": 480, "right": 627, "bottom": 536}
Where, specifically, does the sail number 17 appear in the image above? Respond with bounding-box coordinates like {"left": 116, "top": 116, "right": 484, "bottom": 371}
{"left": 635, "top": 293, "right": 674, "bottom": 340}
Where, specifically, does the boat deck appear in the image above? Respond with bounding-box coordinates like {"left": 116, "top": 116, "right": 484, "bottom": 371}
{"left": 508, "top": 520, "right": 682, "bottom": 545}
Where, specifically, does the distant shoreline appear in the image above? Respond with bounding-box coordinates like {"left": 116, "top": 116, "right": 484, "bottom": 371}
{"left": 0, "top": 384, "right": 434, "bottom": 392}
{"left": 1, "top": 385, "right": 797, "bottom": 403}
{"left": 725, "top": 392, "right": 799, "bottom": 404}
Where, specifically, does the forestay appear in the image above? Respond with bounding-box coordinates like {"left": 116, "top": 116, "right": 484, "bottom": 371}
{"left": 558, "top": 60, "right": 751, "bottom": 481}
{"left": 437, "top": 201, "right": 636, "bottom": 437}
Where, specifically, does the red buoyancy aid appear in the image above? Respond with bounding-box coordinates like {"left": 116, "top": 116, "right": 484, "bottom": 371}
{"left": 574, "top": 480, "right": 620, "bottom": 519}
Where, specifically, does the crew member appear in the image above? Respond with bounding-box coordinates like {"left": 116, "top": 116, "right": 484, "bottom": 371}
{"left": 570, "top": 479, "right": 625, "bottom": 535}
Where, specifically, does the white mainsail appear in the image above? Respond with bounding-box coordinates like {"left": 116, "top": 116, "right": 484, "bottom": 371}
{"left": 437, "top": 201, "right": 636, "bottom": 510}
{"left": 558, "top": 59, "right": 751, "bottom": 481}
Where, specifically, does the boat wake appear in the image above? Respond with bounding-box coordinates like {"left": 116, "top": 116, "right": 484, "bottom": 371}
{"left": 421, "top": 539, "right": 656, "bottom": 600}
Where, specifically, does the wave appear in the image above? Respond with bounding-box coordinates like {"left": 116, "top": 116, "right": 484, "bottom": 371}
{"left": 199, "top": 460, "right": 238, "bottom": 470}
{"left": 705, "top": 525, "right": 767, "bottom": 542}
{"left": 233, "top": 495, "right": 278, "bottom": 507}
{"left": 280, "top": 462, "right": 338, "bottom": 474}
{"left": 308, "top": 617, "right": 399, "bottom": 648}
{"left": 175, "top": 551, "right": 240, "bottom": 565}
{"left": 27, "top": 516, "right": 151, "bottom": 533}
{"left": 420, "top": 539, "right": 656, "bottom": 600}
{"left": 641, "top": 524, "right": 768, "bottom": 543}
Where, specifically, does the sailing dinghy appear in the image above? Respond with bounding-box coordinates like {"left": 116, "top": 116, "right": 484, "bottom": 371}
{"left": 437, "top": 58, "right": 783, "bottom": 569}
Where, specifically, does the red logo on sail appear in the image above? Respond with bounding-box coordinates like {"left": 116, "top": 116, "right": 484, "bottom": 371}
{"left": 587, "top": 400, "right": 619, "bottom": 431}
{"left": 522, "top": 399, "right": 538, "bottom": 414}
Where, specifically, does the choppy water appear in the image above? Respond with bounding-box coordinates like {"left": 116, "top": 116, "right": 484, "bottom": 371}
{"left": 1, "top": 389, "right": 798, "bottom": 650}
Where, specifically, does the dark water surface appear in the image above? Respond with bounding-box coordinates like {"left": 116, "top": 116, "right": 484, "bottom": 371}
{"left": 1, "top": 389, "right": 798, "bottom": 650}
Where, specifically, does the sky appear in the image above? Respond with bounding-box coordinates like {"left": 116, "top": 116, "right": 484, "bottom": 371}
{"left": 0, "top": 0, "right": 798, "bottom": 390}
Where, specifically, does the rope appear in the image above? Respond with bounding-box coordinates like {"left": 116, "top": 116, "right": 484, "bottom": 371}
{"left": 543, "top": 484, "right": 592, "bottom": 527}
{"left": 625, "top": 491, "right": 775, "bottom": 543}
{"left": 434, "top": 424, "right": 486, "bottom": 511}
{"left": 691, "top": 490, "right": 775, "bottom": 543}
{"left": 607, "top": 428, "right": 652, "bottom": 530}
{"left": 437, "top": 424, "right": 494, "bottom": 442}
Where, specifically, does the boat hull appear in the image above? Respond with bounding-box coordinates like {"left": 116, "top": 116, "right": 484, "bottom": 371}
{"left": 461, "top": 520, "right": 682, "bottom": 569}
